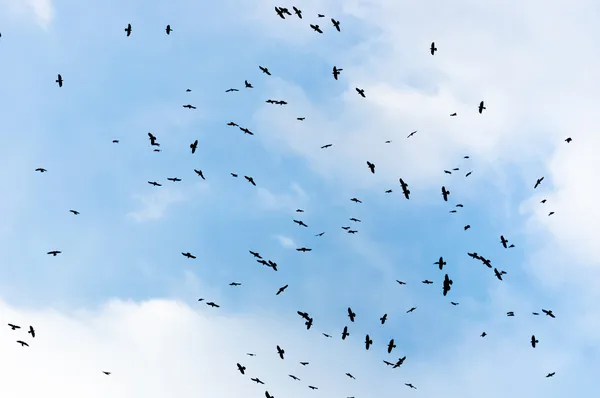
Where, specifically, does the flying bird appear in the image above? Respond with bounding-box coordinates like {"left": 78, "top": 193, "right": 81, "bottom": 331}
{"left": 565, "top": 137, "right": 572, "bottom": 143}
{"left": 124, "top": 23, "right": 132, "bottom": 36}
{"left": 8, "top": 324, "right": 20, "bottom": 330}
{"left": 342, "top": 326, "right": 349, "bottom": 340}
{"left": 276, "top": 345, "right": 285, "bottom": 359}
{"left": 380, "top": 313, "right": 387, "bottom": 324}
{"left": 276, "top": 285, "right": 288, "bottom": 295}
{"left": 387, "top": 339, "right": 396, "bottom": 353}
{"left": 531, "top": 335, "right": 539, "bottom": 348}
{"left": 16, "top": 341, "right": 28, "bottom": 347}
{"left": 237, "top": 363, "right": 246, "bottom": 374}
{"left": 331, "top": 18, "right": 341, "bottom": 31}
{"left": 356, "top": 88, "right": 366, "bottom": 97}
{"left": 47, "top": 250, "right": 61, "bottom": 256}
{"left": 244, "top": 176, "right": 256, "bottom": 186}
{"left": 478, "top": 101, "right": 486, "bottom": 114}
{"left": 347, "top": 307, "right": 356, "bottom": 322}
{"left": 190, "top": 140, "right": 198, "bottom": 153}
{"left": 28, "top": 326, "right": 35, "bottom": 338}
{"left": 430, "top": 42, "right": 437, "bottom": 55}
{"left": 259, "top": 66, "right": 271, "bottom": 75}
{"left": 55, "top": 74, "right": 63, "bottom": 87}
{"left": 407, "top": 130, "right": 417, "bottom": 138}
{"left": 293, "top": 6, "right": 302, "bottom": 18}
{"left": 443, "top": 274, "right": 453, "bottom": 296}
{"left": 434, "top": 257, "right": 446, "bottom": 270}
{"left": 182, "top": 252, "right": 196, "bottom": 259}
{"left": 534, "top": 177, "right": 544, "bottom": 189}
{"left": 366, "top": 161, "right": 375, "bottom": 174}
{"left": 365, "top": 334, "right": 373, "bottom": 350}
{"left": 70, "top": 210, "right": 80, "bottom": 215}
{"left": 310, "top": 24, "right": 323, "bottom": 33}
{"left": 441, "top": 186, "right": 450, "bottom": 201}
{"left": 333, "top": 66, "right": 343, "bottom": 80}
{"left": 165, "top": 25, "right": 172, "bottom": 34}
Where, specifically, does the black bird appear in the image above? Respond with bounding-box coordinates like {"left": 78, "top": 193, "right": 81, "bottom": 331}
{"left": 345, "top": 372, "right": 355, "bottom": 379}
{"left": 247, "top": 353, "right": 256, "bottom": 356}
{"left": 276, "top": 285, "right": 288, "bottom": 295}
{"left": 565, "top": 137, "right": 572, "bottom": 143}
{"left": 194, "top": 169, "right": 205, "bottom": 180}
{"left": 112, "top": 140, "right": 119, "bottom": 143}
{"left": 347, "top": 307, "right": 356, "bottom": 322}
{"left": 55, "top": 74, "right": 63, "bottom": 87}
{"left": 300, "top": 361, "right": 309, "bottom": 366}
{"left": 310, "top": 24, "right": 323, "bottom": 33}
{"left": 167, "top": 177, "right": 182, "bottom": 182}
{"left": 356, "top": 88, "right": 366, "bottom": 97}
{"left": 47, "top": 250, "right": 61, "bottom": 256}
{"left": 399, "top": 178, "right": 410, "bottom": 199}
{"left": 365, "top": 334, "right": 373, "bottom": 350}
{"left": 464, "top": 225, "right": 471, "bottom": 230}
{"left": 190, "top": 140, "right": 198, "bottom": 154}
{"left": 500, "top": 235, "right": 509, "bottom": 248}
{"left": 350, "top": 198, "right": 362, "bottom": 203}
{"left": 531, "top": 335, "right": 539, "bottom": 348}
{"left": 289, "top": 374, "right": 301, "bottom": 381}
{"left": 225, "top": 88, "right": 239, "bottom": 93}
{"left": 494, "top": 268, "right": 505, "bottom": 281}
{"left": 227, "top": 122, "right": 239, "bottom": 127}
{"left": 380, "top": 314, "right": 387, "bottom": 324}
{"left": 249, "top": 251, "right": 262, "bottom": 259}
{"left": 481, "top": 332, "right": 487, "bottom": 337}
{"left": 206, "top": 302, "right": 220, "bottom": 308}
{"left": 507, "top": 311, "right": 515, "bottom": 316}
{"left": 434, "top": 256, "right": 446, "bottom": 270}
{"left": 28, "top": 325, "right": 35, "bottom": 338}
{"left": 296, "top": 247, "right": 312, "bottom": 252}
{"left": 478, "top": 101, "right": 486, "bottom": 114}
{"left": 366, "top": 161, "right": 375, "bottom": 174}
{"left": 259, "top": 66, "right": 271, "bottom": 75}
{"left": 124, "top": 23, "right": 132, "bottom": 36}
{"left": 148, "top": 132, "right": 159, "bottom": 146}
{"left": 407, "top": 130, "right": 417, "bottom": 138}
{"left": 387, "top": 339, "right": 396, "bottom": 353}
{"left": 441, "top": 186, "right": 450, "bottom": 201}
{"left": 333, "top": 66, "right": 343, "bottom": 80}
{"left": 315, "top": 232, "right": 325, "bottom": 236}
{"left": 276, "top": 345, "right": 285, "bottom": 359}
{"left": 165, "top": 25, "right": 172, "bottom": 34}
{"left": 8, "top": 324, "right": 20, "bottom": 330}
{"left": 451, "top": 302, "right": 459, "bottom": 306}
{"left": 70, "top": 210, "right": 80, "bottom": 215}
{"left": 293, "top": 6, "right": 302, "bottom": 18}
{"left": 229, "top": 282, "right": 241, "bottom": 286}
{"left": 393, "top": 356, "right": 407, "bottom": 368}
{"left": 321, "top": 144, "right": 333, "bottom": 149}
{"left": 183, "top": 104, "right": 197, "bottom": 109}
{"left": 465, "top": 171, "right": 472, "bottom": 177}
{"left": 322, "top": 333, "right": 332, "bottom": 338}
{"left": 542, "top": 309, "right": 555, "bottom": 318}
{"left": 422, "top": 280, "right": 433, "bottom": 284}
{"left": 546, "top": 372, "right": 555, "bottom": 378}
{"left": 318, "top": 14, "right": 325, "bottom": 17}
{"left": 297, "top": 117, "right": 305, "bottom": 121}
{"left": 17, "top": 341, "right": 29, "bottom": 347}
{"left": 443, "top": 274, "right": 453, "bottom": 296}
{"left": 237, "top": 363, "right": 246, "bottom": 374}
{"left": 407, "top": 307, "right": 416, "bottom": 313}
{"left": 275, "top": 6, "right": 285, "bottom": 19}
{"left": 385, "top": 189, "right": 392, "bottom": 193}
{"left": 308, "top": 386, "right": 318, "bottom": 390}
{"left": 405, "top": 383, "right": 417, "bottom": 389}
{"left": 245, "top": 176, "right": 256, "bottom": 186}
{"left": 430, "top": 42, "right": 437, "bottom": 55}
{"left": 102, "top": 371, "right": 111, "bottom": 375}
{"left": 342, "top": 326, "right": 349, "bottom": 340}
{"left": 239, "top": 127, "right": 254, "bottom": 135}
{"left": 251, "top": 378, "right": 264, "bottom": 384}
{"left": 331, "top": 18, "right": 341, "bottom": 31}
{"left": 293, "top": 220, "right": 308, "bottom": 227}
{"left": 534, "top": 177, "right": 544, "bottom": 189}
{"left": 396, "top": 280, "right": 406, "bottom": 285}
{"left": 533, "top": 312, "right": 540, "bottom": 315}
{"left": 182, "top": 252, "right": 196, "bottom": 259}
{"left": 35, "top": 168, "right": 47, "bottom": 173}
{"left": 148, "top": 181, "right": 161, "bottom": 186}
{"left": 244, "top": 80, "right": 253, "bottom": 88}
{"left": 450, "top": 112, "right": 457, "bottom": 116}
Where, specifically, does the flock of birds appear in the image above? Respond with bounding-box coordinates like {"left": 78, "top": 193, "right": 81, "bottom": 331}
{"left": 7, "top": 4, "right": 573, "bottom": 395}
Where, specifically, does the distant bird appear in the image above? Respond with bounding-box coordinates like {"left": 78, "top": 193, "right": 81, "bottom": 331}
{"left": 229, "top": 282, "right": 241, "bottom": 286}
{"left": 244, "top": 176, "right": 256, "bottom": 186}
{"left": 422, "top": 280, "right": 433, "bottom": 284}
{"left": 55, "top": 74, "right": 63, "bottom": 87}
{"left": 399, "top": 178, "right": 410, "bottom": 199}
{"left": 244, "top": 80, "right": 253, "bottom": 88}
{"left": 165, "top": 25, "right": 172, "bottom": 34}
{"left": 28, "top": 326, "right": 35, "bottom": 338}
{"left": 251, "top": 377, "right": 264, "bottom": 384}
{"left": 35, "top": 168, "right": 47, "bottom": 173}
{"left": 396, "top": 280, "right": 406, "bottom": 285}
{"left": 464, "top": 225, "right": 471, "bottom": 230}
{"left": 405, "top": 383, "right": 417, "bottom": 389}
{"left": 541, "top": 199, "right": 547, "bottom": 203}
{"left": 534, "top": 177, "right": 544, "bottom": 189}
{"left": 347, "top": 307, "right": 356, "bottom": 322}
{"left": 430, "top": 42, "right": 437, "bottom": 55}
{"left": 350, "top": 198, "right": 362, "bottom": 203}
{"left": 345, "top": 372, "right": 355, "bottom": 379}
{"left": 194, "top": 169, "right": 205, "bottom": 180}
{"left": 124, "top": 23, "right": 132, "bottom": 36}
{"left": 167, "top": 177, "right": 182, "bottom": 182}
{"left": 548, "top": 212, "right": 555, "bottom": 216}
{"left": 531, "top": 335, "right": 539, "bottom": 348}
{"left": 225, "top": 88, "right": 238, "bottom": 92}
{"left": 315, "top": 232, "right": 325, "bottom": 236}
{"left": 275, "top": 6, "right": 286, "bottom": 19}
{"left": 276, "top": 285, "right": 288, "bottom": 295}
{"left": 546, "top": 372, "right": 555, "bottom": 378}
{"left": 387, "top": 339, "right": 396, "bottom": 353}
{"left": 478, "top": 101, "right": 486, "bottom": 114}
{"left": 380, "top": 313, "right": 387, "bottom": 324}
{"left": 102, "top": 371, "right": 111, "bottom": 375}
{"left": 206, "top": 302, "right": 220, "bottom": 308}
{"left": 441, "top": 186, "right": 450, "bottom": 201}
{"left": 310, "top": 24, "right": 323, "bottom": 33}
{"left": 8, "top": 324, "right": 20, "bottom": 330}
{"left": 565, "top": 137, "right": 572, "bottom": 143}
{"left": 300, "top": 361, "right": 309, "bottom": 366}
{"left": 407, "top": 130, "right": 417, "bottom": 138}
{"left": 321, "top": 144, "right": 333, "bottom": 149}
{"left": 148, "top": 181, "right": 161, "bottom": 186}
{"left": 265, "top": 392, "right": 274, "bottom": 398}
{"left": 293, "top": 6, "right": 302, "bottom": 18}
{"left": 190, "top": 140, "right": 198, "bottom": 154}
{"left": 259, "top": 66, "right": 271, "bottom": 75}
{"left": 16, "top": 340, "right": 28, "bottom": 347}
{"left": 507, "top": 311, "right": 515, "bottom": 316}
{"left": 237, "top": 363, "right": 246, "bottom": 374}
{"left": 183, "top": 104, "right": 196, "bottom": 109}
{"left": 451, "top": 302, "right": 459, "bottom": 306}
{"left": 289, "top": 374, "right": 301, "bottom": 381}
{"left": 434, "top": 256, "right": 446, "bottom": 270}
{"left": 231, "top": 173, "right": 238, "bottom": 177}
{"left": 542, "top": 309, "right": 555, "bottom": 318}
{"left": 112, "top": 140, "right": 119, "bottom": 143}
{"left": 182, "top": 252, "right": 196, "bottom": 259}
{"left": 276, "top": 345, "right": 285, "bottom": 359}
{"left": 385, "top": 190, "right": 392, "bottom": 193}
{"left": 297, "top": 117, "right": 305, "bottom": 121}
{"left": 465, "top": 171, "right": 472, "bottom": 177}
{"left": 293, "top": 220, "right": 308, "bottom": 227}
{"left": 442, "top": 274, "right": 453, "bottom": 296}
{"left": 331, "top": 18, "right": 341, "bottom": 31}
{"left": 450, "top": 112, "right": 457, "bottom": 116}
{"left": 355, "top": 88, "right": 366, "bottom": 97}
{"left": 318, "top": 14, "right": 325, "bottom": 18}
{"left": 186, "top": 89, "right": 191, "bottom": 92}
{"left": 47, "top": 250, "right": 61, "bottom": 256}
{"left": 296, "top": 247, "right": 312, "bottom": 252}
{"left": 308, "top": 386, "right": 318, "bottom": 390}
{"left": 342, "top": 326, "right": 349, "bottom": 340}
{"left": 407, "top": 307, "right": 416, "bottom": 313}
{"left": 70, "top": 210, "right": 80, "bottom": 215}
{"left": 366, "top": 161, "right": 375, "bottom": 174}
{"left": 500, "top": 235, "right": 509, "bottom": 248}
{"left": 365, "top": 334, "right": 373, "bottom": 350}
{"left": 481, "top": 332, "right": 487, "bottom": 337}
{"left": 333, "top": 66, "right": 343, "bottom": 80}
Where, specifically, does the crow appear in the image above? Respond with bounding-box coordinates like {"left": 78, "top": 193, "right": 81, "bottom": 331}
{"left": 237, "top": 363, "right": 246, "bottom": 374}
{"left": 276, "top": 285, "right": 288, "bottom": 295}
{"left": 430, "top": 42, "right": 437, "bottom": 55}
{"left": 47, "top": 251, "right": 61, "bottom": 256}
{"left": 245, "top": 176, "right": 256, "bottom": 186}
{"left": 441, "top": 186, "right": 450, "bottom": 201}
{"left": 478, "top": 101, "right": 486, "bottom": 114}
{"left": 356, "top": 88, "right": 366, "bottom": 97}
{"left": 434, "top": 256, "right": 446, "bottom": 270}
{"left": 365, "top": 334, "right": 373, "bottom": 350}
{"left": 387, "top": 339, "right": 396, "bottom": 353}
{"left": 310, "top": 24, "right": 323, "bottom": 33}
{"left": 124, "top": 23, "right": 132, "bottom": 36}
{"left": 531, "top": 335, "right": 539, "bottom": 348}
{"left": 342, "top": 326, "right": 349, "bottom": 340}
{"left": 534, "top": 177, "right": 544, "bottom": 189}
{"left": 190, "top": 140, "right": 198, "bottom": 154}
{"left": 182, "top": 252, "right": 196, "bottom": 259}
{"left": 331, "top": 18, "right": 341, "bottom": 31}
{"left": 347, "top": 307, "right": 356, "bottom": 322}
{"left": 56, "top": 74, "right": 63, "bottom": 87}
{"left": 276, "top": 345, "right": 285, "bottom": 359}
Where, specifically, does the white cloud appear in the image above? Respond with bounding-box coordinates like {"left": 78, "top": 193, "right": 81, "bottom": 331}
{"left": 273, "top": 234, "right": 296, "bottom": 249}
{"left": 0, "top": 0, "right": 53, "bottom": 28}
{"left": 127, "top": 187, "right": 188, "bottom": 222}
{"left": 255, "top": 183, "right": 309, "bottom": 212}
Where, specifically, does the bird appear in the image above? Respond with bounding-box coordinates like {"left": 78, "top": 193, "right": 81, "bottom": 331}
{"left": 8, "top": 323, "right": 20, "bottom": 330}
{"left": 331, "top": 18, "right": 341, "bottom": 31}
{"left": 251, "top": 378, "right": 264, "bottom": 384}
{"left": 259, "top": 66, "right": 271, "bottom": 75}
{"left": 387, "top": 339, "right": 396, "bottom": 353}
{"left": 464, "top": 225, "right": 471, "bottom": 230}
{"left": 430, "top": 42, "right": 437, "bottom": 55}
{"left": 229, "top": 282, "right": 241, "bottom": 286}
{"left": 190, "top": 140, "right": 198, "bottom": 154}
{"left": 206, "top": 302, "right": 220, "bottom": 308}
{"left": 112, "top": 140, "right": 119, "bottom": 143}
{"left": 293, "top": 220, "right": 308, "bottom": 227}
{"left": 310, "top": 24, "right": 323, "bottom": 33}
{"left": 69, "top": 210, "right": 80, "bottom": 215}
{"left": 293, "top": 6, "right": 302, "bottom": 18}
{"left": 16, "top": 340, "right": 28, "bottom": 347}
{"left": 35, "top": 168, "right": 47, "bottom": 173}
{"left": 481, "top": 332, "right": 487, "bottom": 337}
{"left": 124, "top": 23, "right": 132, "bottom": 36}
{"left": 333, "top": 66, "right": 343, "bottom": 80}
{"left": 531, "top": 335, "right": 539, "bottom": 348}
{"left": 321, "top": 144, "right": 333, "bottom": 149}
{"left": 407, "top": 130, "right": 417, "bottom": 138}
{"left": 244, "top": 176, "right": 256, "bottom": 186}
{"left": 356, "top": 88, "right": 366, "bottom": 97}
{"left": 534, "top": 177, "right": 544, "bottom": 189}
{"left": 434, "top": 257, "right": 446, "bottom": 270}
{"left": 276, "top": 285, "right": 288, "bottom": 295}
{"left": 405, "top": 383, "right": 417, "bottom": 389}
{"left": 342, "top": 326, "right": 349, "bottom": 340}
{"left": 451, "top": 302, "right": 459, "bottom": 306}
{"left": 407, "top": 307, "right": 417, "bottom": 313}
{"left": 237, "top": 363, "right": 246, "bottom": 374}
{"left": 399, "top": 178, "right": 411, "bottom": 199}
{"left": 55, "top": 74, "right": 63, "bottom": 87}
{"left": 102, "top": 371, "right": 111, "bottom": 375}
{"left": 365, "top": 334, "right": 373, "bottom": 350}
{"left": 244, "top": 80, "right": 253, "bottom": 88}
{"left": 167, "top": 177, "right": 182, "bottom": 182}
{"left": 276, "top": 345, "right": 285, "bottom": 359}
{"left": 289, "top": 374, "right": 301, "bottom": 381}
{"left": 350, "top": 198, "right": 362, "bottom": 203}
{"left": 546, "top": 372, "right": 555, "bottom": 378}
{"left": 347, "top": 307, "right": 356, "bottom": 322}
{"left": 183, "top": 104, "right": 196, "bottom": 109}
{"left": 28, "top": 325, "right": 35, "bottom": 338}
{"left": 148, "top": 181, "right": 161, "bottom": 186}
{"left": 225, "top": 88, "right": 238, "bottom": 93}
{"left": 443, "top": 274, "right": 453, "bottom": 296}
{"left": 542, "top": 309, "right": 556, "bottom": 318}
{"left": 165, "top": 25, "right": 172, "bottom": 34}
{"left": 182, "top": 252, "right": 196, "bottom": 259}
{"left": 275, "top": 6, "right": 286, "bottom": 19}
{"left": 308, "top": 386, "right": 318, "bottom": 390}
{"left": 500, "top": 235, "right": 509, "bottom": 248}
{"left": 478, "top": 101, "right": 486, "bottom": 114}
{"left": 450, "top": 112, "right": 457, "bottom": 116}
{"left": 345, "top": 372, "right": 355, "bottom": 379}
{"left": 565, "top": 137, "right": 572, "bottom": 143}
{"left": 299, "top": 361, "right": 309, "bottom": 366}
{"left": 396, "top": 280, "right": 406, "bottom": 285}
{"left": 366, "top": 161, "right": 375, "bottom": 174}
{"left": 296, "top": 247, "right": 312, "bottom": 252}
{"left": 380, "top": 313, "right": 388, "bottom": 324}
{"left": 194, "top": 169, "right": 205, "bottom": 180}
{"left": 441, "top": 186, "right": 450, "bottom": 201}
{"left": 47, "top": 250, "right": 61, "bottom": 256}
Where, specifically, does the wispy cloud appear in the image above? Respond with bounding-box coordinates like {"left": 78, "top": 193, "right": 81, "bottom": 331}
{"left": 272, "top": 234, "right": 296, "bottom": 249}
{"left": 127, "top": 187, "right": 188, "bottom": 222}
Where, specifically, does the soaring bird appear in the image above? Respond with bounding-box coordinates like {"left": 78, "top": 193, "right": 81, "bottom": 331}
{"left": 55, "top": 74, "right": 63, "bottom": 87}
{"left": 124, "top": 23, "right": 132, "bottom": 36}
{"left": 430, "top": 42, "right": 437, "bottom": 55}
{"left": 478, "top": 101, "right": 486, "bottom": 114}
{"left": 190, "top": 140, "right": 198, "bottom": 154}
{"left": 165, "top": 25, "right": 172, "bottom": 34}
{"left": 366, "top": 161, "right": 375, "bottom": 174}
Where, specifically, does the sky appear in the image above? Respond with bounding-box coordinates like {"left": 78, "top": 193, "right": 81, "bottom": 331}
{"left": 0, "top": 0, "right": 598, "bottom": 396}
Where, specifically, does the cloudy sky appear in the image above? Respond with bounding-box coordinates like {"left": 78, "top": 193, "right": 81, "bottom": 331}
{"left": 0, "top": 0, "right": 598, "bottom": 396}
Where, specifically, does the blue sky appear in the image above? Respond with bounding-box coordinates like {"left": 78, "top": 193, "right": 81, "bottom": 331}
{"left": 0, "top": 0, "right": 599, "bottom": 397}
